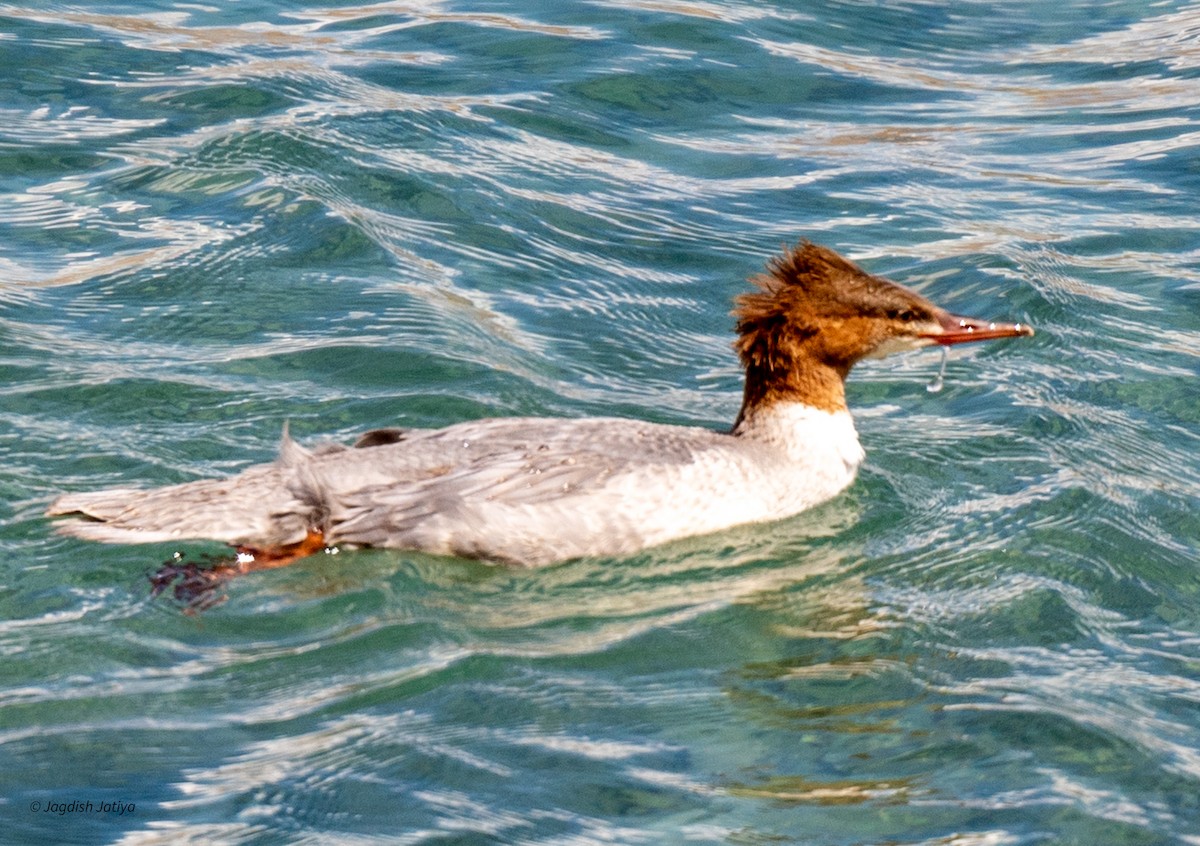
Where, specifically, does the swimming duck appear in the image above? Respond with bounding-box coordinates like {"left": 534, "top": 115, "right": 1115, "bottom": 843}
{"left": 48, "top": 241, "right": 1033, "bottom": 570}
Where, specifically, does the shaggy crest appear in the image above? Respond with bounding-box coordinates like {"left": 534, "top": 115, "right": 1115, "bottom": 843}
{"left": 730, "top": 241, "right": 940, "bottom": 422}
{"left": 734, "top": 241, "right": 933, "bottom": 370}
{"left": 735, "top": 241, "right": 835, "bottom": 371}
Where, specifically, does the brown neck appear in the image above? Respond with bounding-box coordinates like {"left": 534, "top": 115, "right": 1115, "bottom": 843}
{"left": 732, "top": 355, "right": 849, "bottom": 432}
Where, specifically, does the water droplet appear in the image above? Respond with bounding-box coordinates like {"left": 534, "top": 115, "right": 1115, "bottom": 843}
{"left": 926, "top": 346, "right": 948, "bottom": 393}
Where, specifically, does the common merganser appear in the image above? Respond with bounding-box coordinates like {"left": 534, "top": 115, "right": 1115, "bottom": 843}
{"left": 48, "top": 242, "right": 1033, "bottom": 573}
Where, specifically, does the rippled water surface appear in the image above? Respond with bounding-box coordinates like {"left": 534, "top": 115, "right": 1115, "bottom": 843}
{"left": 3, "top": 2, "right": 1200, "bottom": 843}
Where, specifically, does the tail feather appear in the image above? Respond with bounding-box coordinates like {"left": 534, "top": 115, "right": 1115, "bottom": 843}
{"left": 47, "top": 429, "right": 329, "bottom": 548}
{"left": 47, "top": 488, "right": 144, "bottom": 521}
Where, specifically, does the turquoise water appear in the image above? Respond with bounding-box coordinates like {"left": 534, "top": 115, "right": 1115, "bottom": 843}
{"left": 3, "top": 1, "right": 1200, "bottom": 842}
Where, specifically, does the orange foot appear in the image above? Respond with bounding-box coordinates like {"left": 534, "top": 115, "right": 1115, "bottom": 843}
{"left": 150, "top": 529, "right": 328, "bottom": 611}
{"left": 234, "top": 529, "right": 329, "bottom": 572}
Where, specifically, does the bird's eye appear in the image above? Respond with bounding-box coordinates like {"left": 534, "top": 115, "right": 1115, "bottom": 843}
{"left": 887, "top": 308, "right": 919, "bottom": 322}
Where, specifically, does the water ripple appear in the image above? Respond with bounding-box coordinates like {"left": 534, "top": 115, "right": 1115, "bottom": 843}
{"left": 2, "top": 1, "right": 1200, "bottom": 843}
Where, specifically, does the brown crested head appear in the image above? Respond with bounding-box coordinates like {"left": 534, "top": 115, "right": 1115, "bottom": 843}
{"left": 732, "top": 241, "right": 1033, "bottom": 424}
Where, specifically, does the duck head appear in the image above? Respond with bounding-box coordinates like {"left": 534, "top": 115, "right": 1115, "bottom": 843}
{"left": 732, "top": 241, "right": 1033, "bottom": 425}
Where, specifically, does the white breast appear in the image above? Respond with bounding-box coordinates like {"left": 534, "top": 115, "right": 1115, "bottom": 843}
{"left": 599, "top": 402, "right": 864, "bottom": 553}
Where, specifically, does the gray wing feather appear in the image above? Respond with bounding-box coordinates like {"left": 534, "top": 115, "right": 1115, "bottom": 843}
{"left": 49, "top": 416, "right": 728, "bottom": 563}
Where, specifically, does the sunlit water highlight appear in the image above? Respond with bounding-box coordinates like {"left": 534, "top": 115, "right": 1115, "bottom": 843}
{"left": 2, "top": 2, "right": 1199, "bottom": 844}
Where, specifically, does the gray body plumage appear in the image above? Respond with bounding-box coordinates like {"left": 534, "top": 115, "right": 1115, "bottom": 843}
{"left": 48, "top": 405, "right": 864, "bottom": 566}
